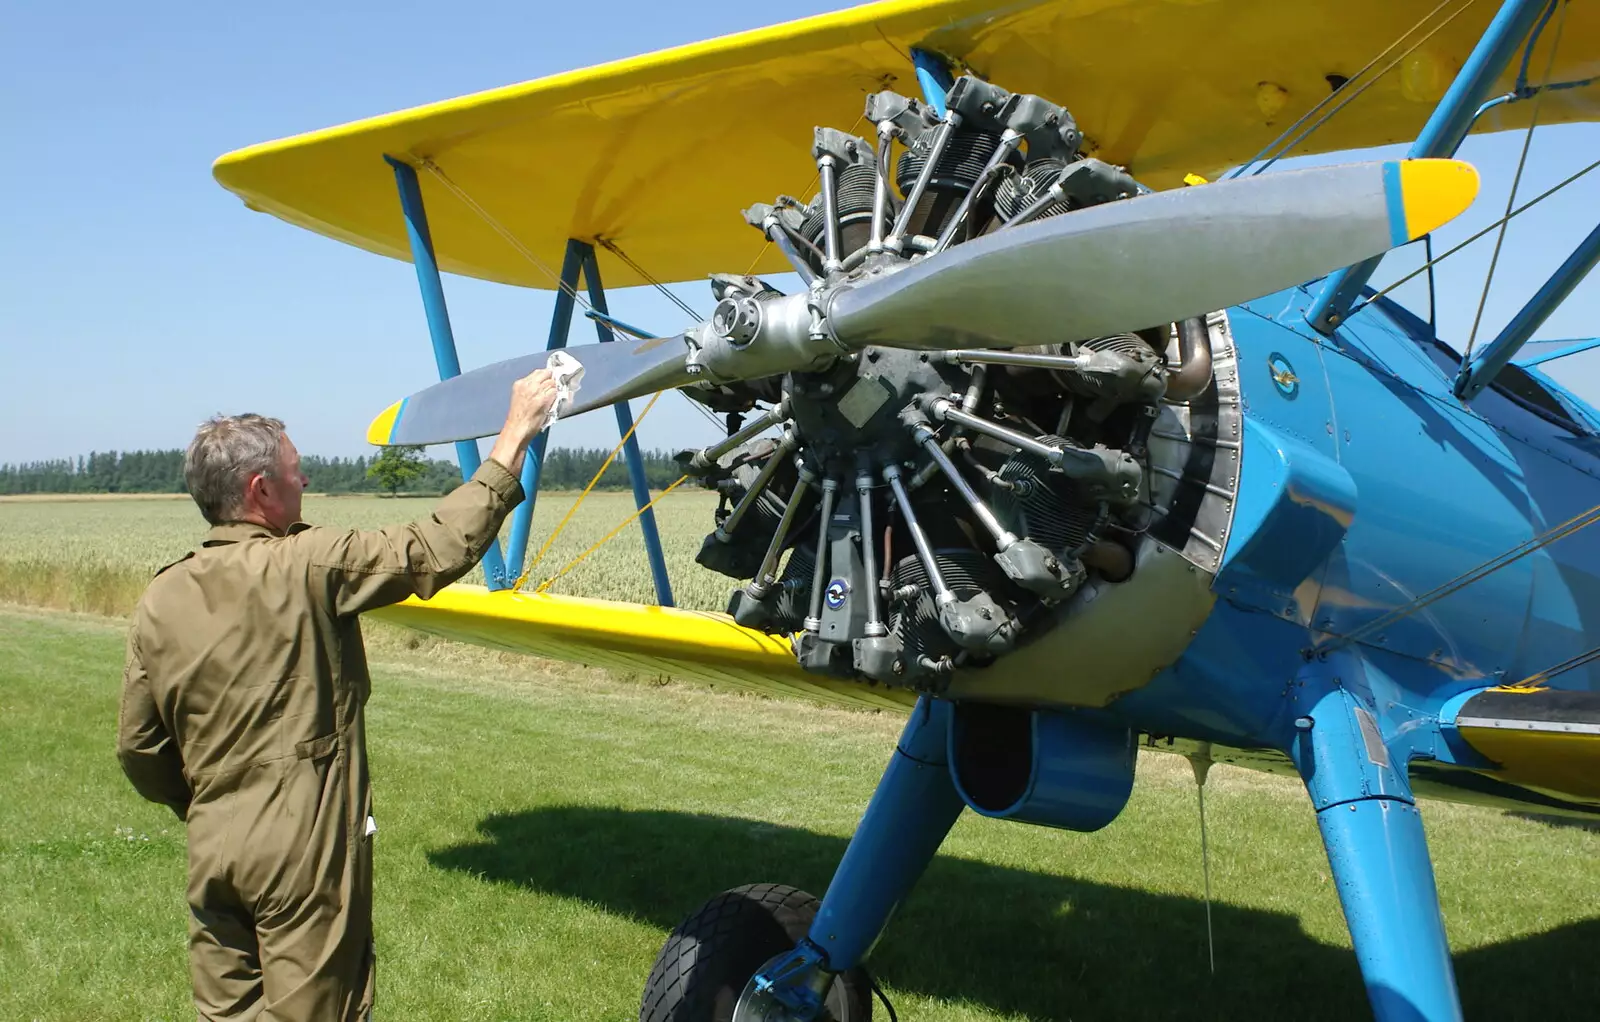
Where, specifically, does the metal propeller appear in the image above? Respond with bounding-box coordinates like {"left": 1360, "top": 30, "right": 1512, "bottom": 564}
{"left": 368, "top": 332, "right": 694, "bottom": 446}
{"left": 368, "top": 158, "right": 1477, "bottom": 447}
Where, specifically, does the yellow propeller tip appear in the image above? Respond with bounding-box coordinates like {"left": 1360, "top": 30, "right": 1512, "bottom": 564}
{"left": 367, "top": 399, "right": 405, "bottom": 446}
{"left": 1393, "top": 158, "right": 1480, "bottom": 243}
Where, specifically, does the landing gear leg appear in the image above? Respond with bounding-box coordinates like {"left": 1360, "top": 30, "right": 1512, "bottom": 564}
{"left": 643, "top": 697, "right": 964, "bottom": 1021}
{"left": 1290, "top": 665, "right": 1462, "bottom": 1022}
{"left": 806, "top": 695, "right": 966, "bottom": 970}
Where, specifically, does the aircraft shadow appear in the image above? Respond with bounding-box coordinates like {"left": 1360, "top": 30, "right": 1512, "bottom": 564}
{"left": 428, "top": 806, "right": 1598, "bottom": 1021}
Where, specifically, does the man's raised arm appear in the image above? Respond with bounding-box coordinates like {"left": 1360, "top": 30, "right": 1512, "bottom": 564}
{"left": 304, "top": 369, "right": 558, "bottom": 616}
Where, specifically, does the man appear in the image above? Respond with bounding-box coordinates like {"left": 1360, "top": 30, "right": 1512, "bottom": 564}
{"left": 116, "top": 368, "right": 559, "bottom": 1021}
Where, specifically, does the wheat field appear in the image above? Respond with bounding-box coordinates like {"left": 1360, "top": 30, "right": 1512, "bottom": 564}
{"left": 0, "top": 488, "right": 738, "bottom": 617}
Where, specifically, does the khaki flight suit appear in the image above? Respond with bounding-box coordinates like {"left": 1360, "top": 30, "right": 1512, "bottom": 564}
{"left": 117, "top": 459, "right": 523, "bottom": 1021}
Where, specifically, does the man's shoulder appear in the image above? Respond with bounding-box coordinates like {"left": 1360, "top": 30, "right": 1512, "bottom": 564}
{"left": 133, "top": 551, "right": 195, "bottom": 618}
{"left": 153, "top": 551, "right": 195, "bottom": 578}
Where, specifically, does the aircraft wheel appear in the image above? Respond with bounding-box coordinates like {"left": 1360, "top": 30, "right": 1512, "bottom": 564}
{"left": 639, "top": 883, "right": 874, "bottom": 1021}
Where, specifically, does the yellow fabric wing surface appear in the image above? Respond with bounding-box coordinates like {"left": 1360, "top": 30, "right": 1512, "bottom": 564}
{"left": 213, "top": 0, "right": 1600, "bottom": 291}
{"left": 367, "top": 586, "right": 919, "bottom": 713}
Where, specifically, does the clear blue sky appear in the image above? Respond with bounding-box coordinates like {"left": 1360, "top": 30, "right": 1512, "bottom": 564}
{"left": 1, "top": 0, "right": 1595, "bottom": 465}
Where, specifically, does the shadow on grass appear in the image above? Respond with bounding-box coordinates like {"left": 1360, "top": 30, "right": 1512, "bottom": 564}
{"left": 1510, "top": 811, "right": 1600, "bottom": 833}
{"left": 429, "top": 806, "right": 1599, "bottom": 1021}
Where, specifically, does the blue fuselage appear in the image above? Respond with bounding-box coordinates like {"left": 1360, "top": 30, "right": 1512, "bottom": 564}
{"left": 1113, "top": 284, "right": 1600, "bottom": 779}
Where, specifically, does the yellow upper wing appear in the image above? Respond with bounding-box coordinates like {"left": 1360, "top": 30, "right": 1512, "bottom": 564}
{"left": 213, "top": 0, "right": 1600, "bottom": 291}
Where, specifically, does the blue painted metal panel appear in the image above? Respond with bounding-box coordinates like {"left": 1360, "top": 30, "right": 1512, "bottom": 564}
{"left": 1221, "top": 417, "right": 1355, "bottom": 603}
{"left": 1230, "top": 293, "right": 1339, "bottom": 457}
{"left": 580, "top": 247, "right": 675, "bottom": 608}
{"left": 386, "top": 156, "right": 509, "bottom": 589}
{"left": 504, "top": 241, "right": 585, "bottom": 583}
{"left": 1357, "top": 295, "right": 1600, "bottom": 691}
{"left": 1467, "top": 388, "right": 1600, "bottom": 690}
{"left": 1305, "top": 0, "right": 1549, "bottom": 334}
{"left": 1315, "top": 306, "right": 1535, "bottom": 680}
{"left": 809, "top": 697, "right": 965, "bottom": 970}
{"left": 1456, "top": 220, "right": 1600, "bottom": 400}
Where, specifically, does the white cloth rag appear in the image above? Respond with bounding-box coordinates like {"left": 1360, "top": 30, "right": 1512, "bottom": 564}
{"left": 543, "top": 349, "right": 586, "bottom": 430}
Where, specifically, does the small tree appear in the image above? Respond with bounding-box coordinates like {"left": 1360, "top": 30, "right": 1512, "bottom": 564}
{"left": 367, "top": 445, "right": 427, "bottom": 496}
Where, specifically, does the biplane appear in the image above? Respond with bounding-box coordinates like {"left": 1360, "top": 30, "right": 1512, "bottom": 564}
{"left": 212, "top": 0, "right": 1600, "bottom": 1019}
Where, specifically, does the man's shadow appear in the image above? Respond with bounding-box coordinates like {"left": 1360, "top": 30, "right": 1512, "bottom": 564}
{"left": 428, "top": 805, "right": 1599, "bottom": 1021}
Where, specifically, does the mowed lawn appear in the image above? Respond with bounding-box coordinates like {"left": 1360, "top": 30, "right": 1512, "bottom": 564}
{"left": 3, "top": 607, "right": 1599, "bottom": 1021}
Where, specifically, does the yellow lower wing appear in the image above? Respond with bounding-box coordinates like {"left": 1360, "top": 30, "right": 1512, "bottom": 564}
{"left": 1456, "top": 686, "right": 1600, "bottom": 803}
{"left": 367, "top": 585, "right": 918, "bottom": 713}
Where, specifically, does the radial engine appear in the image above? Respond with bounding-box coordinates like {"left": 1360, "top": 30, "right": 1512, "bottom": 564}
{"left": 672, "top": 74, "right": 1218, "bottom": 692}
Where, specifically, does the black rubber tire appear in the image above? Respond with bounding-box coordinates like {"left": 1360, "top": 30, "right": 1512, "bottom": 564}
{"left": 639, "top": 883, "right": 874, "bottom": 1022}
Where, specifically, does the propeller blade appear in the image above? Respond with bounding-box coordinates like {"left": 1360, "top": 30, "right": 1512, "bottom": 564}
{"left": 828, "top": 159, "right": 1478, "bottom": 349}
{"left": 367, "top": 333, "right": 694, "bottom": 446}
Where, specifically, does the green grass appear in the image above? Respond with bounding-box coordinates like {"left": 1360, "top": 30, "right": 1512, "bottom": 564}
{"left": 2, "top": 606, "right": 1597, "bottom": 1021}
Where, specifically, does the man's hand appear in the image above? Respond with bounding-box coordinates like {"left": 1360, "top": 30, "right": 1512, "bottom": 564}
{"left": 489, "top": 369, "right": 559, "bottom": 476}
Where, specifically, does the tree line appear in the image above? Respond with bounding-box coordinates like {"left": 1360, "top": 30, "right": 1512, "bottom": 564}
{"left": 0, "top": 446, "right": 689, "bottom": 496}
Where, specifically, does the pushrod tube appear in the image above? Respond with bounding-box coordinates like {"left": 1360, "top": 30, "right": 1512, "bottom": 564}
{"left": 747, "top": 467, "right": 815, "bottom": 597}
{"left": 884, "top": 464, "right": 953, "bottom": 604}
{"left": 715, "top": 433, "right": 796, "bottom": 541}
{"left": 1002, "top": 178, "right": 1068, "bottom": 228}
{"left": 870, "top": 122, "right": 894, "bottom": 253}
{"left": 946, "top": 349, "right": 1086, "bottom": 371}
{"left": 856, "top": 468, "right": 887, "bottom": 637}
{"left": 805, "top": 477, "right": 841, "bottom": 633}
{"left": 818, "top": 155, "right": 843, "bottom": 273}
{"left": 932, "top": 401, "right": 1064, "bottom": 463}
{"left": 887, "top": 113, "right": 963, "bottom": 247}
{"left": 913, "top": 427, "right": 1017, "bottom": 550}
{"left": 766, "top": 221, "right": 818, "bottom": 285}
{"left": 688, "top": 402, "right": 787, "bottom": 472}
{"left": 934, "top": 131, "right": 1022, "bottom": 253}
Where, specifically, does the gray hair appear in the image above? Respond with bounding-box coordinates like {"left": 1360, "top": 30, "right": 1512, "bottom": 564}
{"left": 184, "top": 414, "right": 288, "bottom": 525}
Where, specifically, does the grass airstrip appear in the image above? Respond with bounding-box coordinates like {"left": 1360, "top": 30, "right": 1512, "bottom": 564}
{"left": 2, "top": 494, "right": 1598, "bottom": 1020}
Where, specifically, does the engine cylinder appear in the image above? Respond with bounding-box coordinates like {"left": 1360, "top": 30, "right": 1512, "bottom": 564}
{"left": 766, "top": 542, "right": 817, "bottom": 635}
{"left": 888, "top": 547, "right": 1009, "bottom": 675}
{"left": 801, "top": 161, "right": 882, "bottom": 264}
{"left": 895, "top": 129, "right": 1006, "bottom": 240}
{"left": 992, "top": 443, "right": 1101, "bottom": 555}
{"left": 993, "top": 157, "right": 1073, "bottom": 222}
